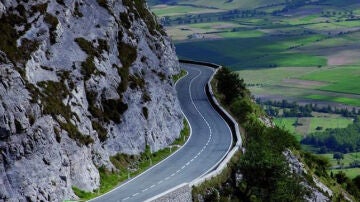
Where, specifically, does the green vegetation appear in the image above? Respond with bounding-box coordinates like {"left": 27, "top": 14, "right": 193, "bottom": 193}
{"left": 123, "top": 0, "right": 166, "bottom": 35}
{"left": 274, "top": 118, "right": 302, "bottom": 141}
{"left": 274, "top": 117, "right": 353, "bottom": 140}
{"left": 150, "top": 0, "right": 360, "bottom": 108}
{"left": 193, "top": 67, "right": 312, "bottom": 201}
{"left": 318, "top": 152, "right": 360, "bottom": 177}
{"left": 152, "top": 5, "right": 221, "bottom": 17}
{"left": 192, "top": 66, "right": 359, "bottom": 200}
{"left": 300, "top": 66, "right": 360, "bottom": 95}
{"left": 306, "top": 95, "right": 360, "bottom": 107}
{"left": 172, "top": 69, "right": 187, "bottom": 83}
{"left": 172, "top": 119, "right": 190, "bottom": 146}
{"left": 44, "top": 13, "right": 59, "bottom": 44}
{"left": 332, "top": 168, "right": 360, "bottom": 180}
{"left": 74, "top": 2, "right": 83, "bottom": 18}
{"left": 0, "top": 12, "right": 39, "bottom": 64}
{"left": 38, "top": 80, "right": 93, "bottom": 146}
{"left": 302, "top": 118, "right": 360, "bottom": 153}
{"left": 75, "top": 37, "right": 102, "bottom": 80}
{"left": 176, "top": 35, "right": 327, "bottom": 68}
{"left": 117, "top": 41, "right": 137, "bottom": 94}
{"left": 218, "top": 30, "right": 264, "bottom": 38}
{"left": 85, "top": 89, "right": 128, "bottom": 124}
{"left": 73, "top": 119, "right": 191, "bottom": 200}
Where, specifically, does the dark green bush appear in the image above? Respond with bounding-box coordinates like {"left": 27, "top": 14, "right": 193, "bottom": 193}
{"left": 81, "top": 56, "right": 96, "bottom": 80}
{"left": 0, "top": 13, "right": 39, "bottom": 63}
{"left": 102, "top": 99, "right": 128, "bottom": 124}
{"left": 75, "top": 38, "right": 99, "bottom": 57}
{"left": 74, "top": 2, "right": 83, "bottom": 17}
{"left": 44, "top": 13, "right": 59, "bottom": 44}
{"left": 56, "top": 0, "right": 65, "bottom": 6}
{"left": 86, "top": 89, "right": 128, "bottom": 124}
{"left": 142, "top": 107, "right": 148, "bottom": 119}
{"left": 31, "top": 3, "right": 48, "bottom": 14}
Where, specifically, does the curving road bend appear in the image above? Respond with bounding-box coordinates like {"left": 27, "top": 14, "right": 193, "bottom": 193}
{"left": 90, "top": 64, "right": 232, "bottom": 202}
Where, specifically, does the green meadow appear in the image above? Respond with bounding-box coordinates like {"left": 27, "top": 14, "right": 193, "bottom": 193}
{"left": 274, "top": 116, "right": 353, "bottom": 139}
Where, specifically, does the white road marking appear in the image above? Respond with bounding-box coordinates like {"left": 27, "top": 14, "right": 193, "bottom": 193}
{"left": 158, "top": 180, "right": 163, "bottom": 184}
{"left": 123, "top": 197, "right": 130, "bottom": 201}
{"left": 171, "top": 173, "right": 175, "bottom": 177}
{"left": 142, "top": 188, "right": 148, "bottom": 192}
{"left": 132, "top": 193, "right": 139, "bottom": 197}
{"left": 150, "top": 184, "right": 155, "bottom": 188}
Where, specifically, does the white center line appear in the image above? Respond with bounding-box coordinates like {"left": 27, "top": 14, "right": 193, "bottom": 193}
{"left": 150, "top": 184, "right": 155, "bottom": 188}
{"left": 132, "top": 193, "right": 139, "bottom": 197}
{"left": 123, "top": 197, "right": 130, "bottom": 201}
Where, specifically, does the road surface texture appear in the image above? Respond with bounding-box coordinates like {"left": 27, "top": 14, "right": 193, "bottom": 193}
{"left": 91, "top": 63, "right": 232, "bottom": 202}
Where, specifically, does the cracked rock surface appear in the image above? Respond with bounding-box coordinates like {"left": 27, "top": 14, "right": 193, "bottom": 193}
{"left": 0, "top": 0, "right": 182, "bottom": 200}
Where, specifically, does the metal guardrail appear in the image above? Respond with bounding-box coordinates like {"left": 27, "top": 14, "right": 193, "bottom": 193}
{"left": 147, "top": 60, "right": 243, "bottom": 201}
{"left": 179, "top": 60, "right": 242, "bottom": 186}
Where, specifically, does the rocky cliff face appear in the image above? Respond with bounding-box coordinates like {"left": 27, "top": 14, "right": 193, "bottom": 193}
{"left": 0, "top": 0, "right": 183, "bottom": 201}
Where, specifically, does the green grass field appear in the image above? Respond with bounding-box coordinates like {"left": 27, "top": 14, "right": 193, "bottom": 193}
{"left": 331, "top": 168, "right": 360, "bottom": 179}
{"left": 318, "top": 152, "right": 360, "bottom": 179}
{"left": 152, "top": 0, "right": 360, "bottom": 108}
{"left": 274, "top": 116, "right": 353, "bottom": 140}
{"left": 300, "top": 66, "right": 360, "bottom": 95}
{"left": 309, "top": 117, "right": 353, "bottom": 132}
{"left": 159, "top": 0, "right": 285, "bottom": 10}
{"left": 152, "top": 5, "right": 222, "bottom": 17}
{"left": 306, "top": 95, "right": 360, "bottom": 107}
{"left": 217, "top": 30, "right": 265, "bottom": 38}
{"left": 176, "top": 34, "right": 327, "bottom": 68}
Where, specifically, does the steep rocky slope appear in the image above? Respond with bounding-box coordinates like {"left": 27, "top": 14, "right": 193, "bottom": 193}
{"left": 0, "top": 0, "right": 183, "bottom": 201}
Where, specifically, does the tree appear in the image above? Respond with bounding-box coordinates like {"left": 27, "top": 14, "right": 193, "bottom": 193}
{"left": 353, "top": 175, "right": 360, "bottom": 190}
{"left": 333, "top": 152, "right": 344, "bottom": 161}
{"left": 215, "top": 67, "right": 247, "bottom": 104}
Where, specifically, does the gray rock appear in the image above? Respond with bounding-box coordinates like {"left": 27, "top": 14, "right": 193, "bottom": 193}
{"left": 0, "top": 0, "right": 182, "bottom": 201}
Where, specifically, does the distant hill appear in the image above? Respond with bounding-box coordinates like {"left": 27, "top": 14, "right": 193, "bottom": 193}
{"left": 148, "top": 0, "right": 286, "bottom": 9}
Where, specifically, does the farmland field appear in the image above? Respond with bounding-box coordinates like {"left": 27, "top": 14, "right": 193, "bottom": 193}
{"left": 318, "top": 152, "right": 360, "bottom": 179}
{"left": 149, "top": 0, "right": 360, "bottom": 191}
{"left": 151, "top": 5, "right": 223, "bottom": 17}
{"left": 150, "top": 0, "right": 360, "bottom": 108}
{"left": 274, "top": 116, "right": 353, "bottom": 139}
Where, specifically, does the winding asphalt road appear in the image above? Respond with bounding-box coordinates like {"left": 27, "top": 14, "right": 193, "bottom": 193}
{"left": 91, "top": 63, "right": 232, "bottom": 202}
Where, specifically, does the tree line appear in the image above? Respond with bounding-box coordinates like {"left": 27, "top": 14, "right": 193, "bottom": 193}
{"left": 258, "top": 99, "right": 359, "bottom": 118}
{"left": 301, "top": 117, "right": 360, "bottom": 154}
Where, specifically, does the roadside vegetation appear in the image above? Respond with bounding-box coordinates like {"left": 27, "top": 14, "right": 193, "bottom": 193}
{"left": 193, "top": 67, "right": 322, "bottom": 201}
{"left": 191, "top": 66, "right": 360, "bottom": 201}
